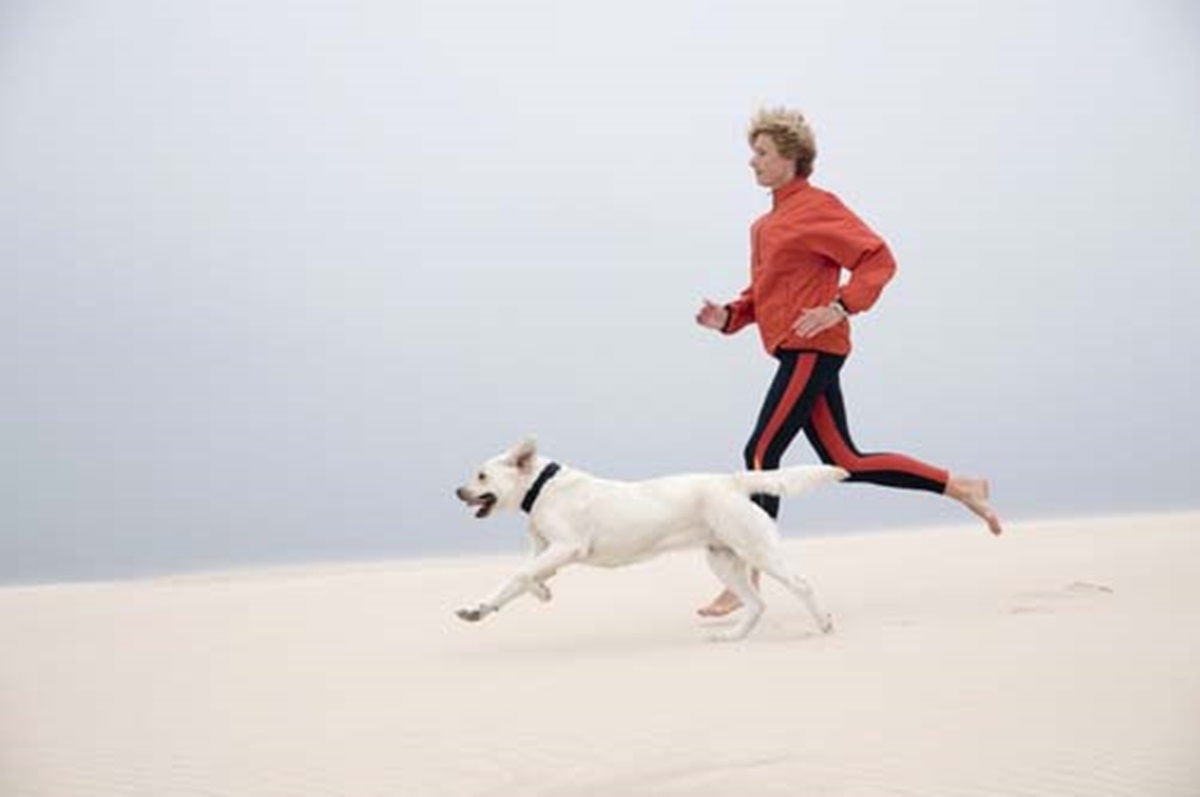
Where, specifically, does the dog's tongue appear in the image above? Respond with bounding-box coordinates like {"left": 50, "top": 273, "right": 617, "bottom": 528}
{"left": 473, "top": 495, "right": 495, "bottom": 518}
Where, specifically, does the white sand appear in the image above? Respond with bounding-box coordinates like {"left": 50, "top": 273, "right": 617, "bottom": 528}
{"left": 2, "top": 512, "right": 1198, "bottom": 797}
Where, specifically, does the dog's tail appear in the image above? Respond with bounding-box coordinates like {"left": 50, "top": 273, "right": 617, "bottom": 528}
{"left": 732, "top": 465, "right": 848, "bottom": 497}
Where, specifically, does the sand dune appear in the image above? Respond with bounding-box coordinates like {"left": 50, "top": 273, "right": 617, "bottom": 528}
{"left": 2, "top": 512, "right": 1198, "bottom": 796}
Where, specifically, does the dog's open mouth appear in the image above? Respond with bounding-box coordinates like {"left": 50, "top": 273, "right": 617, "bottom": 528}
{"left": 459, "top": 491, "right": 497, "bottom": 519}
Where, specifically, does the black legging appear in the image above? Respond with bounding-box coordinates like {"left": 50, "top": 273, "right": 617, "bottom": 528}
{"left": 744, "top": 349, "right": 949, "bottom": 519}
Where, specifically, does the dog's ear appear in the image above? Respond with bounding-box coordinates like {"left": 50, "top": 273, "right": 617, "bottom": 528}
{"left": 509, "top": 435, "right": 538, "bottom": 473}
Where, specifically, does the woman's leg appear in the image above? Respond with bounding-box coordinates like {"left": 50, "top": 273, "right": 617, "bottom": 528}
{"left": 804, "top": 371, "right": 1003, "bottom": 535}
{"left": 698, "top": 351, "right": 842, "bottom": 617}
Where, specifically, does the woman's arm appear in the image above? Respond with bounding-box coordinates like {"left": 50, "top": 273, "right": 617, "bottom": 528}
{"left": 720, "top": 286, "right": 756, "bottom": 334}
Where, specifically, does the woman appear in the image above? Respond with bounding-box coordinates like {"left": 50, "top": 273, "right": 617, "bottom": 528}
{"left": 695, "top": 107, "right": 1001, "bottom": 618}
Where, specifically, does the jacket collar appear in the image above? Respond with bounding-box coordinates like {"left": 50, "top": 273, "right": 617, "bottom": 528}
{"left": 771, "top": 177, "right": 810, "bottom": 209}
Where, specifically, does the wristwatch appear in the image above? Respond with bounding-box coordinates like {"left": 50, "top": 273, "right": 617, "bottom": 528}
{"left": 831, "top": 298, "right": 849, "bottom": 318}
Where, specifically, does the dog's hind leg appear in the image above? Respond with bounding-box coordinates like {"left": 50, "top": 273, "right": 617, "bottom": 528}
{"left": 712, "top": 497, "right": 834, "bottom": 636}
{"left": 704, "top": 546, "right": 765, "bottom": 642}
{"left": 752, "top": 550, "right": 833, "bottom": 634}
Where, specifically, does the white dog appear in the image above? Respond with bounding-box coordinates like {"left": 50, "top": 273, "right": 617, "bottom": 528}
{"left": 454, "top": 436, "right": 847, "bottom": 641}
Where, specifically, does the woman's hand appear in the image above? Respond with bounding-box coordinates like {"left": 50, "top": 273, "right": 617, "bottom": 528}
{"left": 695, "top": 299, "right": 729, "bottom": 331}
{"left": 793, "top": 303, "right": 847, "bottom": 338}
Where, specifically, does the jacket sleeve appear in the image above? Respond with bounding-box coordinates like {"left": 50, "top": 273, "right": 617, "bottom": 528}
{"left": 809, "top": 203, "right": 897, "bottom": 314}
{"left": 722, "top": 286, "right": 756, "bottom": 334}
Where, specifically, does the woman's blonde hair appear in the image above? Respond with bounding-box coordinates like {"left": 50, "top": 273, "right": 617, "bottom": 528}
{"left": 748, "top": 107, "right": 817, "bottom": 178}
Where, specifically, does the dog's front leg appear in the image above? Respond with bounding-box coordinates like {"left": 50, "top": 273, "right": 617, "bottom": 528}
{"left": 528, "top": 535, "right": 554, "bottom": 602}
{"left": 456, "top": 544, "right": 580, "bottom": 623}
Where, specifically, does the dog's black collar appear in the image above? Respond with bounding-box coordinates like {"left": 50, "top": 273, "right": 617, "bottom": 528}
{"left": 521, "top": 462, "right": 561, "bottom": 514}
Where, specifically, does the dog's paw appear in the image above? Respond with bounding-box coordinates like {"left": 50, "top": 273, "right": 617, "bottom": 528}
{"left": 456, "top": 607, "right": 487, "bottom": 623}
{"left": 818, "top": 613, "right": 835, "bottom": 634}
{"left": 707, "top": 626, "right": 751, "bottom": 644}
{"left": 707, "top": 613, "right": 760, "bottom": 643}
{"left": 530, "top": 581, "right": 553, "bottom": 602}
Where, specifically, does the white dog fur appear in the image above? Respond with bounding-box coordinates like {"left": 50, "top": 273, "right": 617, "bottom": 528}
{"left": 455, "top": 436, "right": 847, "bottom": 641}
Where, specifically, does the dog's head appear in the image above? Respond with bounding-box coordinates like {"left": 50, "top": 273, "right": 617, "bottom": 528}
{"left": 455, "top": 436, "right": 540, "bottom": 519}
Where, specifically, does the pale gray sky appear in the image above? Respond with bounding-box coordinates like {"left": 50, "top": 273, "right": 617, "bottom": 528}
{"left": 3, "top": 0, "right": 1198, "bottom": 583}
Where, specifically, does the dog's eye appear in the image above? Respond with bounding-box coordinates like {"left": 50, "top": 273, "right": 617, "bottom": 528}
{"left": 477, "top": 472, "right": 488, "bottom": 482}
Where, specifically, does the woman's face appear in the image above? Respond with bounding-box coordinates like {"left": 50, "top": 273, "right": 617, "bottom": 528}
{"left": 749, "top": 133, "right": 797, "bottom": 189}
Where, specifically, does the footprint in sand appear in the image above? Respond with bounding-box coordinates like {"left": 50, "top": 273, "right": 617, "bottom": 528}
{"left": 1009, "top": 581, "right": 1114, "bottom": 615}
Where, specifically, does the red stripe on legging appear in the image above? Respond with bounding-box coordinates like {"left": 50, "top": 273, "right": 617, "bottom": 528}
{"left": 753, "top": 353, "right": 816, "bottom": 470}
{"left": 810, "top": 396, "right": 949, "bottom": 486}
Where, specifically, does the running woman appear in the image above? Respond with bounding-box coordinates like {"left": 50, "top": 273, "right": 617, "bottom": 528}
{"left": 695, "top": 107, "right": 1002, "bottom": 618}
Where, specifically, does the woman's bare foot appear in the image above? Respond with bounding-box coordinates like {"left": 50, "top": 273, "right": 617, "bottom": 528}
{"left": 947, "top": 476, "right": 1003, "bottom": 536}
{"left": 696, "top": 571, "right": 761, "bottom": 617}
{"left": 697, "top": 588, "right": 742, "bottom": 617}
